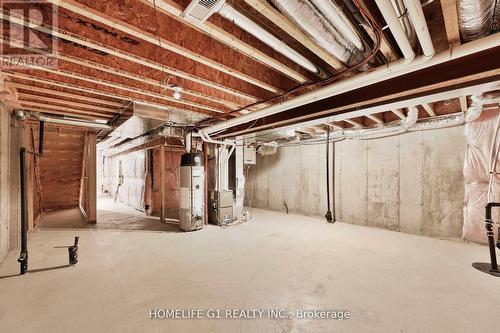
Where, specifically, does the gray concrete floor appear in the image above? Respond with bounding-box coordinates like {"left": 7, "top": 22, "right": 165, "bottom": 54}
{"left": 1, "top": 201, "right": 499, "bottom": 333}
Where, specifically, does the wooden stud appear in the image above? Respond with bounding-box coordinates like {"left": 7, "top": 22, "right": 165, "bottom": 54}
{"left": 159, "top": 143, "right": 166, "bottom": 224}
{"left": 87, "top": 133, "right": 97, "bottom": 223}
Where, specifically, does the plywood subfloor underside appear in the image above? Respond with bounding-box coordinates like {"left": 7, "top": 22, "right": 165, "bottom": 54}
{"left": 0, "top": 208, "right": 499, "bottom": 332}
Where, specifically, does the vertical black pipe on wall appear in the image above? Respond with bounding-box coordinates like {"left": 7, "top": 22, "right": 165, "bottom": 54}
{"left": 17, "top": 120, "right": 45, "bottom": 275}
{"left": 18, "top": 148, "right": 28, "bottom": 274}
{"left": 486, "top": 202, "right": 500, "bottom": 272}
{"left": 325, "top": 126, "right": 333, "bottom": 223}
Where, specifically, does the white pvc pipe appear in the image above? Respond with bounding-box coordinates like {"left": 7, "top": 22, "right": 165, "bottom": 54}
{"left": 218, "top": 4, "right": 318, "bottom": 74}
{"left": 375, "top": 0, "right": 415, "bottom": 60}
{"left": 403, "top": 0, "right": 435, "bottom": 57}
{"left": 200, "top": 32, "right": 499, "bottom": 136}
{"left": 310, "top": 0, "right": 364, "bottom": 51}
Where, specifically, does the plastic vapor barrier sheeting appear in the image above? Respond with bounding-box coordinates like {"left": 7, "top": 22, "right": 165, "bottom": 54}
{"left": 463, "top": 109, "right": 500, "bottom": 243}
{"left": 104, "top": 150, "right": 147, "bottom": 212}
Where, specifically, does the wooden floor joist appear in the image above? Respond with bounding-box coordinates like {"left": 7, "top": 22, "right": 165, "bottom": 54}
{"left": 19, "top": 101, "right": 115, "bottom": 119}
{"left": 440, "top": 0, "right": 461, "bottom": 47}
{"left": 366, "top": 114, "right": 384, "bottom": 124}
{"left": 20, "top": 106, "right": 112, "bottom": 121}
{"left": 18, "top": 93, "right": 120, "bottom": 113}
{"left": 1, "top": 53, "right": 223, "bottom": 116}
{"left": 243, "top": 0, "right": 345, "bottom": 71}
{"left": 0, "top": 11, "right": 259, "bottom": 103}
{"left": 46, "top": 0, "right": 285, "bottom": 94}
{"left": 5, "top": 72, "right": 208, "bottom": 119}
{"left": 9, "top": 82, "right": 125, "bottom": 107}
{"left": 137, "top": 0, "right": 309, "bottom": 83}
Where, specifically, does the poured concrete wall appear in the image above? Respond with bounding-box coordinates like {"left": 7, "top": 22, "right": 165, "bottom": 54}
{"left": 246, "top": 126, "right": 466, "bottom": 238}
{"left": 0, "top": 104, "right": 10, "bottom": 263}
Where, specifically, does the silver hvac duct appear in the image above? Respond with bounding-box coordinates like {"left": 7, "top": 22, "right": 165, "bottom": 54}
{"left": 458, "top": 0, "right": 496, "bottom": 42}
{"left": 270, "top": 0, "right": 366, "bottom": 67}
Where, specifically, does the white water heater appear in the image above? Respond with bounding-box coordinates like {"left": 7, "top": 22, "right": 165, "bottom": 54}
{"left": 179, "top": 153, "right": 205, "bottom": 231}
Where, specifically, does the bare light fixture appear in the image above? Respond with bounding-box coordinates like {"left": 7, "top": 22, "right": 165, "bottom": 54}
{"left": 172, "top": 85, "right": 183, "bottom": 100}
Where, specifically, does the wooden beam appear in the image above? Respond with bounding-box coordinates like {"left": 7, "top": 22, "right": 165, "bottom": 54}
{"left": 10, "top": 82, "right": 124, "bottom": 107}
{"left": 344, "top": 119, "right": 363, "bottom": 127}
{"left": 53, "top": 52, "right": 240, "bottom": 110}
{"left": 87, "top": 133, "right": 97, "bottom": 223}
{"left": 18, "top": 93, "right": 119, "bottom": 113}
{"left": 19, "top": 101, "right": 114, "bottom": 119}
{"left": 459, "top": 96, "right": 468, "bottom": 112}
{"left": 159, "top": 143, "right": 166, "bottom": 224}
{"left": 392, "top": 109, "right": 406, "bottom": 120}
{"left": 138, "top": 0, "right": 309, "bottom": 83}
{"left": 47, "top": 0, "right": 284, "bottom": 94}
{"left": 79, "top": 134, "right": 89, "bottom": 220}
{"left": 0, "top": 44, "right": 224, "bottom": 115}
{"left": 421, "top": 103, "right": 436, "bottom": 116}
{"left": 440, "top": 0, "right": 461, "bottom": 47}
{"left": 0, "top": 12, "right": 257, "bottom": 103}
{"left": 244, "top": 0, "right": 345, "bottom": 71}
{"left": 366, "top": 114, "right": 384, "bottom": 124}
{"left": 7, "top": 72, "right": 210, "bottom": 118}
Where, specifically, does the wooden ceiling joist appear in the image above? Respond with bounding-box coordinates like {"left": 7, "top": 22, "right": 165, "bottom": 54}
{"left": 440, "top": 0, "right": 461, "bottom": 47}
{"left": 48, "top": 46, "right": 241, "bottom": 110}
{"left": 391, "top": 109, "right": 406, "bottom": 120}
{"left": 20, "top": 104, "right": 113, "bottom": 120}
{"left": 243, "top": 0, "right": 345, "bottom": 71}
{"left": 18, "top": 93, "right": 119, "bottom": 113}
{"left": 8, "top": 82, "right": 125, "bottom": 108}
{"left": 421, "top": 103, "right": 436, "bottom": 117}
{"left": 366, "top": 114, "right": 384, "bottom": 124}
{"left": 137, "top": 0, "right": 309, "bottom": 83}
{"left": 46, "top": 0, "right": 286, "bottom": 94}
{"left": 5, "top": 72, "right": 208, "bottom": 119}
{"left": 0, "top": 10, "right": 259, "bottom": 103}
{"left": 344, "top": 119, "right": 363, "bottom": 127}
{"left": 1, "top": 51, "right": 224, "bottom": 115}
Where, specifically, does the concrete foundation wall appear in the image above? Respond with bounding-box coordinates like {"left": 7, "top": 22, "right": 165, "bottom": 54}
{"left": 0, "top": 106, "right": 22, "bottom": 264}
{"left": 246, "top": 126, "right": 466, "bottom": 238}
{"left": 0, "top": 104, "right": 10, "bottom": 263}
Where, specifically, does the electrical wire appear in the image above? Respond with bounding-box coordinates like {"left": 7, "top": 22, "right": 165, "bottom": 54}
{"left": 196, "top": 0, "right": 383, "bottom": 129}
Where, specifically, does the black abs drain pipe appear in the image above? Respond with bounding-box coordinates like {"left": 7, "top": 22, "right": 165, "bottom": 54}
{"left": 18, "top": 120, "right": 45, "bottom": 275}
{"left": 325, "top": 126, "right": 334, "bottom": 224}
{"left": 486, "top": 202, "right": 500, "bottom": 271}
{"left": 473, "top": 202, "right": 500, "bottom": 277}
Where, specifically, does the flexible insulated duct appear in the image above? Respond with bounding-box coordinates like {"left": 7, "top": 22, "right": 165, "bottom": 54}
{"left": 458, "top": 0, "right": 496, "bottom": 42}
{"left": 309, "top": 0, "right": 364, "bottom": 51}
{"left": 270, "top": 0, "right": 365, "bottom": 67}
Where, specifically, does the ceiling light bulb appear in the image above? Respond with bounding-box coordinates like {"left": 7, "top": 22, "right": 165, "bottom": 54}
{"left": 172, "top": 85, "right": 182, "bottom": 100}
